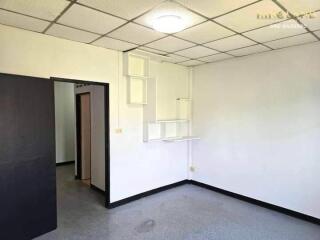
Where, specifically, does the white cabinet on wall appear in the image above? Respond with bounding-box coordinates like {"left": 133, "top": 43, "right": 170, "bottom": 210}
{"left": 143, "top": 74, "right": 199, "bottom": 142}
{"left": 124, "top": 53, "right": 149, "bottom": 105}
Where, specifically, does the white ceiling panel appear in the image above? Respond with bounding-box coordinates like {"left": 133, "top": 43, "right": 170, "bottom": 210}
{"left": 108, "top": 23, "right": 165, "bottom": 45}
{"left": 204, "top": 34, "right": 256, "bottom": 51}
{"left": 264, "top": 33, "right": 318, "bottom": 49}
{"left": 138, "top": 47, "right": 168, "bottom": 55}
{"left": 228, "top": 44, "right": 270, "bottom": 56}
{"left": 134, "top": 1, "right": 205, "bottom": 30}
{"left": 198, "top": 53, "right": 234, "bottom": 62}
{"left": 58, "top": 4, "right": 126, "bottom": 34}
{"left": 176, "top": 0, "right": 257, "bottom": 18}
{"left": 146, "top": 36, "right": 195, "bottom": 52}
{"left": 47, "top": 24, "right": 100, "bottom": 43}
{"left": 0, "top": 0, "right": 69, "bottom": 21}
{"left": 166, "top": 54, "right": 190, "bottom": 63}
{"left": 215, "top": 0, "right": 285, "bottom": 33}
{"left": 180, "top": 60, "right": 203, "bottom": 66}
{"left": 277, "top": 0, "right": 320, "bottom": 14}
{"left": 92, "top": 36, "right": 137, "bottom": 51}
{"left": 78, "top": 0, "right": 163, "bottom": 20}
{"left": 299, "top": 11, "right": 320, "bottom": 31}
{"left": 175, "top": 21, "right": 234, "bottom": 44}
{"left": 244, "top": 19, "right": 307, "bottom": 42}
{"left": 0, "top": 9, "right": 49, "bottom": 32}
{"left": 175, "top": 46, "right": 218, "bottom": 58}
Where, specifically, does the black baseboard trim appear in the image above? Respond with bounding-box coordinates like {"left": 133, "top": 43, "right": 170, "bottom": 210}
{"left": 90, "top": 184, "right": 105, "bottom": 195}
{"left": 56, "top": 161, "right": 75, "bottom": 166}
{"left": 107, "top": 180, "right": 189, "bottom": 209}
{"left": 189, "top": 180, "right": 320, "bottom": 225}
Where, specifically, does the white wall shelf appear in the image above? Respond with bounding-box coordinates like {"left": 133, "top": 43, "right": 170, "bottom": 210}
{"left": 155, "top": 119, "right": 189, "bottom": 123}
{"left": 162, "top": 136, "right": 200, "bottom": 142}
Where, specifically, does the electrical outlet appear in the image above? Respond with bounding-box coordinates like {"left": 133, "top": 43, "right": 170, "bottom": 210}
{"left": 190, "top": 166, "right": 195, "bottom": 172}
{"left": 115, "top": 128, "right": 122, "bottom": 134}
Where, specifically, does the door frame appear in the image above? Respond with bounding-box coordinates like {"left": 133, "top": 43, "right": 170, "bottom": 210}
{"left": 52, "top": 77, "right": 110, "bottom": 207}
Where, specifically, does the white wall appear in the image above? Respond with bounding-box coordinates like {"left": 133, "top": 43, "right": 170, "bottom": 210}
{"left": 0, "top": 24, "right": 190, "bottom": 203}
{"left": 75, "top": 85, "right": 106, "bottom": 190}
{"left": 54, "top": 82, "right": 75, "bottom": 163}
{"left": 192, "top": 42, "right": 320, "bottom": 218}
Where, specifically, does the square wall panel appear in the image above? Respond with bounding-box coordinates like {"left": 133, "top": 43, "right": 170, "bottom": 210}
{"left": 58, "top": 4, "right": 126, "bottom": 34}
{"left": 0, "top": 9, "right": 49, "bottom": 32}
{"left": 277, "top": 0, "right": 320, "bottom": 14}
{"left": 198, "top": 53, "right": 234, "bottom": 62}
{"left": 244, "top": 19, "right": 307, "bottom": 42}
{"left": 228, "top": 44, "right": 270, "bottom": 56}
{"left": 78, "top": 0, "right": 163, "bottom": 20}
{"left": 146, "top": 36, "right": 195, "bottom": 52}
{"left": 47, "top": 24, "right": 100, "bottom": 43}
{"left": 0, "top": 0, "right": 69, "bottom": 21}
{"left": 215, "top": 0, "right": 285, "bottom": 33}
{"left": 134, "top": 1, "right": 205, "bottom": 30}
{"left": 108, "top": 22, "right": 165, "bottom": 45}
{"left": 204, "top": 34, "right": 256, "bottom": 51}
{"left": 264, "top": 33, "right": 318, "bottom": 49}
{"left": 180, "top": 60, "right": 204, "bottom": 66}
{"left": 299, "top": 11, "right": 320, "bottom": 31}
{"left": 177, "top": 0, "right": 258, "bottom": 18}
{"left": 93, "top": 37, "right": 137, "bottom": 51}
{"left": 175, "top": 21, "right": 234, "bottom": 44}
{"left": 175, "top": 46, "right": 218, "bottom": 58}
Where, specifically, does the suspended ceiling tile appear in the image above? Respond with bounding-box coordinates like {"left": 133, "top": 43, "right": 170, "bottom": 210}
{"left": 46, "top": 24, "right": 100, "bottom": 43}
{"left": 299, "top": 11, "right": 320, "bottom": 31}
{"left": 264, "top": 33, "right": 318, "bottom": 49}
{"left": 58, "top": 4, "right": 126, "bottom": 34}
{"left": 277, "top": 0, "right": 320, "bottom": 14}
{"left": 175, "top": 46, "right": 219, "bottom": 58}
{"left": 215, "top": 0, "right": 285, "bottom": 33}
{"left": 180, "top": 60, "right": 204, "bottom": 66}
{"left": 78, "top": 0, "right": 163, "bottom": 20}
{"left": 134, "top": 1, "right": 205, "bottom": 30}
{"left": 244, "top": 19, "right": 307, "bottom": 42}
{"left": 138, "top": 46, "right": 168, "bottom": 55}
{"left": 146, "top": 36, "right": 195, "bottom": 52}
{"left": 176, "top": 0, "right": 258, "bottom": 18}
{"left": 0, "top": 9, "right": 49, "bottom": 32}
{"left": 198, "top": 53, "right": 234, "bottom": 62}
{"left": 108, "top": 22, "right": 165, "bottom": 45}
{"left": 166, "top": 54, "right": 190, "bottom": 63}
{"left": 227, "top": 44, "right": 270, "bottom": 56}
{"left": 92, "top": 36, "right": 137, "bottom": 51}
{"left": 204, "top": 34, "right": 256, "bottom": 51}
{"left": 0, "top": 0, "right": 69, "bottom": 21}
{"left": 175, "top": 21, "right": 234, "bottom": 44}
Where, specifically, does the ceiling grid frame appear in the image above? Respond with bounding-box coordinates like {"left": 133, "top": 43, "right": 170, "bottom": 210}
{"left": 0, "top": 0, "right": 318, "bottom": 66}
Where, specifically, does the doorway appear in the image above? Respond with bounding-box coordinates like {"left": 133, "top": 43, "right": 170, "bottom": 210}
{"left": 52, "top": 77, "right": 110, "bottom": 207}
{"left": 76, "top": 93, "right": 91, "bottom": 185}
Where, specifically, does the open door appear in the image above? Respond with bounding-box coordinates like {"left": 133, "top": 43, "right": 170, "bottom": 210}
{"left": 77, "top": 93, "right": 91, "bottom": 184}
{"left": 0, "top": 73, "right": 57, "bottom": 239}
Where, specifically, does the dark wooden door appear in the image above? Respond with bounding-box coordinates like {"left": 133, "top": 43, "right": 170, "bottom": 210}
{"left": 0, "top": 73, "right": 56, "bottom": 239}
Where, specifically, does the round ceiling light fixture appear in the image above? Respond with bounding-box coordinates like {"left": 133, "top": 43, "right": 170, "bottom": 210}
{"left": 152, "top": 15, "right": 186, "bottom": 33}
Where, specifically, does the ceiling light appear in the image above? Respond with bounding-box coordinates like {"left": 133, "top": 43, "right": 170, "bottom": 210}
{"left": 152, "top": 15, "right": 186, "bottom": 33}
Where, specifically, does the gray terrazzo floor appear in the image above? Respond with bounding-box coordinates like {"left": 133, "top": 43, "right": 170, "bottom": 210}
{"left": 36, "top": 164, "right": 320, "bottom": 240}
